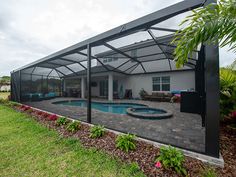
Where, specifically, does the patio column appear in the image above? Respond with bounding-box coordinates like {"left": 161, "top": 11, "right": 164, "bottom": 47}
{"left": 63, "top": 79, "right": 66, "bottom": 92}
{"left": 108, "top": 73, "right": 113, "bottom": 101}
{"left": 81, "top": 77, "right": 85, "bottom": 99}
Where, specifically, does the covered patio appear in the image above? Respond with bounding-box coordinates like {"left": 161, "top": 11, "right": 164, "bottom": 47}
{"left": 11, "top": 0, "right": 220, "bottom": 158}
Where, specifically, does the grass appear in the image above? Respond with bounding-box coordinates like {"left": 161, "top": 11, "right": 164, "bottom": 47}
{"left": 0, "top": 105, "right": 145, "bottom": 177}
{"left": 0, "top": 92, "right": 10, "bottom": 99}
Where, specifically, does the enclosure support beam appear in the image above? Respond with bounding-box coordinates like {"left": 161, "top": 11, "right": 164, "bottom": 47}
{"left": 205, "top": 44, "right": 220, "bottom": 152}
{"left": 19, "top": 70, "right": 21, "bottom": 102}
{"left": 149, "top": 27, "right": 178, "bottom": 33}
{"left": 104, "top": 43, "right": 147, "bottom": 73}
{"left": 108, "top": 73, "right": 113, "bottom": 101}
{"left": 59, "top": 57, "right": 87, "bottom": 70}
{"left": 87, "top": 44, "right": 92, "bottom": 123}
{"left": 54, "top": 68, "right": 66, "bottom": 77}
{"left": 81, "top": 77, "right": 85, "bottom": 99}
{"left": 147, "top": 29, "right": 172, "bottom": 70}
{"left": 77, "top": 51, "right": 128, "bottom": 75}
{"left": 204, "top": 0, "right": 220, "bottom": 158}
{"left": 205, "top": 44, "right": 220, "bottom": 158}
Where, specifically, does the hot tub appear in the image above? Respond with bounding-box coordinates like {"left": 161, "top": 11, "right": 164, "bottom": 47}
{"left": 126, "top": 107, "right": 172, "bottom": 119}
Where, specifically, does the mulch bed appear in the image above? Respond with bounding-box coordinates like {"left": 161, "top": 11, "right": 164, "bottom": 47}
{"left": 13, "top": 105, "right": 236, "bottom": 177}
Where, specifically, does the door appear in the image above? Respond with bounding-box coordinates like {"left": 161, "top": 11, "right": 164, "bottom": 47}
{"left": 99, "top": 80, "right": 108, "bottom": 97}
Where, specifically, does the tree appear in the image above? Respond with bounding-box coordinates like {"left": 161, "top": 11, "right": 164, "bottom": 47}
{"left": 173, "top": 0, "right": 236, "bottom": 68}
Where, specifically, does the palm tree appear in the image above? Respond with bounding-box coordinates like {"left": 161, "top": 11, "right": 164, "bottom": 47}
{"left": 173, "top": 0, "right": 236, "bottom": 67}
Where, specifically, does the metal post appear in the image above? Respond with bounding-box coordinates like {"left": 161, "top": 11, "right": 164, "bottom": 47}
{"left": 205, "top": 44, "right": 220, "bottom": 157}
{"left": 204, "top": 0, "right": 219, "bottom": 158}
{"left": 87, "top": 44, "right": 92, "bottom": 123}
{"left": 10, "top": 73, "right": 13, "bottom": 101}
{"left": 19, "top": 70, "right": 21, "bottom": 102}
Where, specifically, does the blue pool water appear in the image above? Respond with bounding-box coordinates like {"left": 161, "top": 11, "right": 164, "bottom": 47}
{"left": 54, "top": 100, "right": 147, "bottom": 114}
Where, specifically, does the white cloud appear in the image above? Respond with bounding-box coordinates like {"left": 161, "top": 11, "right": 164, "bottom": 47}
{"left": 0, "top": 0, "right": 234, "bottom": 76}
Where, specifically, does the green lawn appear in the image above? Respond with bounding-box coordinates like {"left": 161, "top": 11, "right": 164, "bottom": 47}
{"left": 0, "top": 105, "right": 145, "bottom": 177}
{"left": 0, "top": 92, "right": 10, "bottom": 99}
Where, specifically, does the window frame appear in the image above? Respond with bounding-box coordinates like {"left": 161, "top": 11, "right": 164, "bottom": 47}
{"left": 152, "top": 76, "right": 170, "bottom": 91}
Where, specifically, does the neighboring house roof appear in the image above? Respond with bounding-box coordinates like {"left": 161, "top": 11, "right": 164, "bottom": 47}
{"left": 66, "top": 65, "right": 123, "bottom": 77}
{"left": 96, "top": 34, "right": 174, "bottom": 58}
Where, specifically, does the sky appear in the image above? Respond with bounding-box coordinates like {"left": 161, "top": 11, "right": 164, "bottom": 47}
{"left": 0, "top": 0, "right": 235, "bottom": 76}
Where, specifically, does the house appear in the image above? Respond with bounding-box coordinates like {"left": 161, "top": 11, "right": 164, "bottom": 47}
{"left": 63, "top": 34, "right": 197, "bottom": 100}
{"left": 0, "top": 84, "right": 10, "bottom": 92}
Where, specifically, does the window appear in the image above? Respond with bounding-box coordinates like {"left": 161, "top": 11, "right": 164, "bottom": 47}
{"left": 103, "top": 55, "right": 118, "bottom": 63}
{"left": 161, "top": 76, "right": 170, "bottom": 91}
{"left": 152, "top": 77, "right": 160, "bottom": 91}
{"left": 152, "top": 76, "right": 170, "bottom": 91}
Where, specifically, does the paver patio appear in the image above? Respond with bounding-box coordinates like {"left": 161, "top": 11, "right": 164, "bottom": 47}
{"left": 25, "top": 97, "right": 205, "bottom": 152}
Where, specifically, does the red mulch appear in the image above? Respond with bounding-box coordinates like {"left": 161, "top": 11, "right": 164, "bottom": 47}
{"left": 13, "top": 105, "right": 236, "bottom": 177}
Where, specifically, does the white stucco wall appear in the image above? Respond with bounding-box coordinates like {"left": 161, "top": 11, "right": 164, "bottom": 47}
{"left": 119, "top": 70, "right": 195, "bottom": 98}
{"left": 67, "top": 70, "right": 195, "bottom": 99}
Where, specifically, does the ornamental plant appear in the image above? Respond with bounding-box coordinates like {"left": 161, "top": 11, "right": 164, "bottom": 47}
{"left": 90, "top": 125, "right": 105, "bottom": 138}
{"left": 25, "top": 108, "right": 33, "bottom": 114}
{"left": 66, "top": 121, "right": 81, "bottom": 133}
{"left": 156, "top": 146, "right": 187, "bottom": 176}
{"left": 42, "top": 112, "right": 50, "bottom": 118}
{"left": 219, "top": 66, "right": 236, "bottom": 116}
{"left": 37, "top": 111, "right": 44, "bottom": 116}
{"left": 173, "top": 0, "right": 236, "bottom": 68}
{"left": 115, "top": 133, "right": 136, "bottom": 152}
{"left": 229, "top": 110, "right": 236, "bottom": 126}
{"left": 56, "top": 117, "right": 69, "bottom": 126}
{"left": 48, "top": 114, "right": 58, "bottom": 121}
{"left": 139, "top": 88, "right": 148, "bottom": 99}
{"left": 20, "top": 105, "right": 31, "bottom": 111}
{"left": 200, "top": 167, "right": 217, "bottom": 177}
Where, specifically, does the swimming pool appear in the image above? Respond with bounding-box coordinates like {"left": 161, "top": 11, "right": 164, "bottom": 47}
{"left": 53, "top": 100, "right": 147, "bottom": 114}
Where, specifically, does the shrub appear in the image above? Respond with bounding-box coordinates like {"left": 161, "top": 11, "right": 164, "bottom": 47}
{"left": 48, "top": 114, "right": 58, "bottom": 121}
{"left": 116, "top": 133, "right": 136, "bottom": 152}
{"left": 56, "top": 117, "right": 69, "bottom": 126}
{"left": 156, "top": 146, "right": 187, "bottom": 176}
{"left": 90, "top": 125, "right": 105, "bottom": 138}
{"left": 200, "top": 167, "right": 217, "bottom": 177}
{"left": 220, "top": 67, "right": 236, "bottom": 117}
{"left": 66, "top": 121, "right": 81, "bottom": 133}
